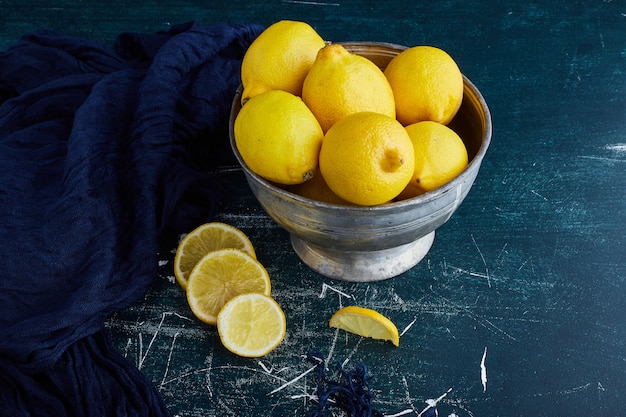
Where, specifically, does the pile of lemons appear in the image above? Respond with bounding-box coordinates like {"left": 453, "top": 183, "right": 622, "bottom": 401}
{"left": 234, "top": 20, "right": 469, "bottom": 206}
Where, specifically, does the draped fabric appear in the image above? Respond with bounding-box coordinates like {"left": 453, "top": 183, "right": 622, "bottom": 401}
{"left": 0, "top": 21, "right": 263, "bottom": 416}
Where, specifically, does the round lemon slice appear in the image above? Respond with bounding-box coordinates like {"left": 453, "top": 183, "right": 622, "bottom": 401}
{"left": 186, "top": 248, "right": 270, "bottom": 325}
{"left": 217, "top": 293, "right": 286, "bottom": 358}
{"left": 174, "top": 222, "right": 256, "bottom": 290}
{"left": 329, "top": 305, "right": 400, "bottom": 346}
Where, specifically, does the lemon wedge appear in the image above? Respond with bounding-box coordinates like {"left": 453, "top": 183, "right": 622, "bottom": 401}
{"left": 329, "top": 305, "right": 400, "bottom": 346}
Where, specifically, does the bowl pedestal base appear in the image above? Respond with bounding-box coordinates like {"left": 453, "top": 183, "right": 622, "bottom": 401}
{"left": 290, "top": 231, "right": 435, "bottom": 282}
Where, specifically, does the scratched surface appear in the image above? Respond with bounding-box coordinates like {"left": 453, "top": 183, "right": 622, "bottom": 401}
{"left": 2, "top": 0, "right": 626, "bottom": 416}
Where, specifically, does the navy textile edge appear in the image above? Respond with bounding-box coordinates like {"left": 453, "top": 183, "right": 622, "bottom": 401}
{"left": 0, "top": 22, "right": 263, "bottom": 416}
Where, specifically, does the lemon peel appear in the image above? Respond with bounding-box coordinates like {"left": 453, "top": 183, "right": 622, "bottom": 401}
{"left": 329, "top": 305, "right": 400, "bottom": 346}
{"left": 217, "top": 293, "right": 286, "bottom": 357}
{"left": 319, "top": 112, "right": 414, "bottom": 206}
{"left": 240, "top": 20, "right": 325, "bottom": 103}
{"left": 174, "top": 222, "right": 256, "bottom": 290}
{"left": 302, "top": 43, "right": 395, "bottom": 132}
{"left": 234, "top": 90, "right": 324, "bottom": 185}
{"left": 186, "top": 249, "right": 270, "bottom": 326}
{"left": 384, "top": 45, "right": 463, "bottom": 125}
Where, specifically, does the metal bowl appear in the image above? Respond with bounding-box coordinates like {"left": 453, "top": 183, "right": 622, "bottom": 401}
{"left": 229, "top": 42, "right": 492, "bottom": 282}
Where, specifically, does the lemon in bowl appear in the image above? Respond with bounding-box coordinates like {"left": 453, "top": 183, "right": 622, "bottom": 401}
{"left": 319, "top": 112, "right": 415, "bottom": 206}
{"left": 233, "top": 89, "right": 323, "bottom": 185}
{"left": 229, "top": 42, "right": 492, "bottom": 282}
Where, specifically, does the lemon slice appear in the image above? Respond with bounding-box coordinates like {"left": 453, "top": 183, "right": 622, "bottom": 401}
{"left": 174, "top": 222, "right": 256, "bottom": 290}
{"left": 186, "top": 248, "right": 270, "bottom": 325}
{"left": 217, "top": 293, "right": 286, "bottom": 358}
{"left": 329, "top": 306, "right": 400, "bottom": 346}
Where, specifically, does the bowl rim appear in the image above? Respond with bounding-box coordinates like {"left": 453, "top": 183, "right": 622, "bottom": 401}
{"left": 228, "top": 42, "right": 492, "bottom": 212}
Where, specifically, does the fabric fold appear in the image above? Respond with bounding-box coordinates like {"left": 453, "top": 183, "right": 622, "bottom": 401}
{"left": 0, "top": 21, "right": 263, "bottom": 416}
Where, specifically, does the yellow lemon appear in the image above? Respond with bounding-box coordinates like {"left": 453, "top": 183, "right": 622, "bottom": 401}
{"left": 240, "top": 20, "right": 326, "bottom": 103}
{"left": 234, "top": 90, "right": 324, "bottom": 185}
{"left": 217, "top": 293, "right": 286, "bottom": 358}
{"left": 174, "top": 222, "right": 256, "bottom": 290}
{"left": 302, "top": 43, "right": 395, "bottom": 132}
{"left": 397, "top": 121, "right": 468, "bottom": 199}
{"left": 384, "top": 45, "right": 463, "bottom": 125}
{"left": 186, "top": 249, "right": 271, "bottom": 326}
{"left": 319, "top": 112, "right": 414, "bottom": 206}
{"left": 288, "top": 170, "right": 352, "bottom": 205}
{"left": 329, "top": 306, "right": 399, "bottom": 347}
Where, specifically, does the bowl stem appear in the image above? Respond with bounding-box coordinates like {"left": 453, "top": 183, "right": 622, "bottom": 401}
{"left": 290, "top": 231, "right": 435, "bottom": 282}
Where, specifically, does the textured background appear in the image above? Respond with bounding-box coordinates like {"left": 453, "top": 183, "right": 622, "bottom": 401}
{"left": 2, "top": 1, "right": 625, "bottom": 416}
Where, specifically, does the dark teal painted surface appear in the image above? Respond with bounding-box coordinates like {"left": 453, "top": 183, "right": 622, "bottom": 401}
{"left": 2, "top": 1, "right": 625, "bottom": 416}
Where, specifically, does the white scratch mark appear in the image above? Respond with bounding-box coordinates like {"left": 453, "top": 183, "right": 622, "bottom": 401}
{"left": 139, "top": 313, "right": 168, "bottom": 369}
{"left": 530, "top": 189, "right": 548, "bottom": 201}
{"left": 578, "top": 155, "right": 626, "bottom": 163}
{"left": 205, "top": 351, "right": 214, "bottom": 398}
{"left": 319, "top": 283, "right": 353, "bottom": 299}
{"left": 159, "top": 331, "right": 180, "bottom": 390}
{"left": 268, "top": 365, "right": 318, "bottom": 395}
{"left": 257, "top": 361, "right": 290, "bottom": 376}
{"left": 560, "top": 382, "right": 592, "bottom": 395}
{"left": 597, "top": 381, "right": 606, "bottom": 401}
{"left": 418, "top": 387, "right": 453, "bottom": 416}
{"left": 604, "top": 143, "right": 626, "bottom": 154}
{"left": 518, "top": 256, "right": 531, "bottom": 271}
{"left": 326, "top": 327, "right": 340, "bottom": 367}
{"left": 432, "top": 288, "right": 517, "bottom": 341}
{"left": 520, "top": 381, "right": 597, "bottom": 398}
{"left": 392, "top": 291, "right": 405, "bottom": 306}
{"left": 258, "top": 361, "right": 273, "bottom": 374}
{"left": 480, "top": 346, "right": 488, "bottom": 392}
{"left": 170, "top": 311, "right": 193, "bottom": 321}
{"left": 400, "top": 317, "right": 418, "bottom": 336}
{"left": 384, "top": 409, "right": 414, "bottom": 417}
{"left": 137, "top": 333, "right": 144, "bottom": 368}
{"left": 137, "top": 312, "right": 190, "bottom": 370}
{"left": 161, "top": 366, "right": 212, "bottom": 386}
{"left": 400, "top": 376, "right": 419, "bottom": 415}
{"left": 123, "top": 337, "right": 132, "bottom": 358}
{"left": 445, "top": 327, "right": 456, "bottom": 340}
{"left": 290, "top": 393, "right": 319, "bottom": 401}
{"left": 471, "top": 234, "right": 491, "bottom": 288}
{"left": 447, "top": 264, "right": 483, "bottom": 279}
{"left": 340, "top": 337, "right": 363, "bottom": 368}
{"left": 492, "top": 242, "right": 509, "bottom": 275}
{"left": 483, "top": 318, "right": 516, "bottom": 341}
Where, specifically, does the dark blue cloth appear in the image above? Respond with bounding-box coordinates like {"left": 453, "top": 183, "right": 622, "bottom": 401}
{"left": 0, "top": 21, "right": 263, "bottom": 416}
